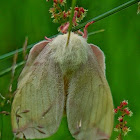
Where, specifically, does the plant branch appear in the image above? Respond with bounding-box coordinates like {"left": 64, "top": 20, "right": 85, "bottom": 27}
{"left": 0, "top": 61, "right": 25, "bottom": 77}
{"left": 67, "top": 0, "right": 77, "bottom": 46}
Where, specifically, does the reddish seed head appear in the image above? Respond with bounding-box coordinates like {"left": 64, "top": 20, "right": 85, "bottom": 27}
{"left": 60, "top": 25, "right": 64, "bottom": 30}
{"left": 53, "top": 0, "right": 57, "bottom": 3}
{"left": 121, "top": 100, "right": 128, "bottom": 106}
{"left": 114, "top": 108, "right": 118, "bottom": 113}
{"left": 122, "top": 126, "right": 128, "bottom": 131}
{"left": 124, "top": 108, "right": 130, "bottom": 115}
{"left": 118, "top": 116, "right": 123, "bottom": 122}
{"left": 75, "top": 7, "right": 79, "bottom": 11}
{"left": 126, "top": 110, "right": 130, "bottom": 115}
{"left": 124, "top": 121, "right": 127, "bottom": 124}
{"left": 117, "top": 106, "right": 121, "bottom": 109}
{"left": 63, "top": 12, "right": 67, "bottom": 18}
{"left": 77, "top": 13, "right": 81, "bottom": 18}
{"left": 80, "top": 7, "right": 85, "bottom": 13}
{"left": 114, "top": 100, "right": 132, "bottom": 138}
{"left": 60, "top": 0, "right": 63, "bottom": 3}
{"left": 115, "top": 124, "right": 120, "bottom": 129}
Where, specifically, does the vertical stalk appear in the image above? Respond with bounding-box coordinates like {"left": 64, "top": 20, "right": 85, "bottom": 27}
{"left": 66, "top": 0, "right": 77, "bottom": 46}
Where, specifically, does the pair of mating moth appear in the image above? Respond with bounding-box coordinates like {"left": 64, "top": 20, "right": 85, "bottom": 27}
{"left": 11, "top": 32, "right": 114, "bottom": 140}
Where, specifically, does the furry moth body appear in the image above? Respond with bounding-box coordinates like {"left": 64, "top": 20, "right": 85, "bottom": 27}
{"left": 11, "top": 32, "right": 114, "bottom": 140}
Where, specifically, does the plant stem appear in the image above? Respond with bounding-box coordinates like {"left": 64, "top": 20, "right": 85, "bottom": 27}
{"left": 67, "top": 0, "right": 77, "bottom": 46}
{"left": 0, "top": 61, "right": 25, "bottom": 77}
{"left": 72, "top": 0, "right": 140, "bottom": 31}
{"left": 0, "top": 43, "right": 35, "bottom": 61}
{"left": 0, "top": 34, "right": 59, "bottom": 62}
{"left": 0, "top": 0, "right": 139, "bottom": 61}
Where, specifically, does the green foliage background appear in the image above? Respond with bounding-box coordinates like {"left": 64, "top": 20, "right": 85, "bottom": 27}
{"left": 0, "top": 0, "right": 140, "bottom": 140}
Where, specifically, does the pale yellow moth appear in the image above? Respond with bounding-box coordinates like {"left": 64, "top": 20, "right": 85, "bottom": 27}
{"left": 11, "top": 32, "right": 114, "bottom": 140}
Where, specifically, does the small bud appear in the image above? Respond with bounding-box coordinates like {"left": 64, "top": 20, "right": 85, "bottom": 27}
{"left": 123, "top": 127, "right": 131, "bottom": 136}
{"left": 80, "top": 7, "right": 85, "bottom": 13}
{"left": 114, "top": 108, "right": 118, "bottom": 113}
{"left": 63, "top": 12, "right": 67, "bottom": 18}
{"left": 53, "top": 0, "right": 57, "bottom": 3}
{"left": 118, "top": 116, "right": 123, "bottom": 122}
{"left": 123, "top": 107, "right": 132, "bottom": 116}
{"left": 75, "top": 7, "right": 79, "bottom": 11}
{"left": 128, "top": 110, "right": 133, "bottom": 117}
{"left": 124, "top": 121, "right": 127, "bottom": 124}
{"left": 114, "top": 128, "right": 119, "bottom": 132}
{"left": 121, "top": 100, "right": 128, "bottom": 106}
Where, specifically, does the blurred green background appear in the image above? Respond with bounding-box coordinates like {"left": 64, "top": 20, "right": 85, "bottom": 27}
{"left": 0, "top": 0, "right": 140, "bottom": 140}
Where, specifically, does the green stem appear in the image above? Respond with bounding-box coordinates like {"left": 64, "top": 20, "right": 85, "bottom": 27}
{"left": 0, "top": 43, "right": 35, "bottom": 61}
{"left": 0, "top": 34, "right": 59, "bottom": 62}
{"left": 0, "top": 61, "right": 25, "bottom": 77}
{"left": 67, "top": 0, "right": 77, "bottom": 46}
{"left": 72, "top": 0, "right": 140, "bottom": 31}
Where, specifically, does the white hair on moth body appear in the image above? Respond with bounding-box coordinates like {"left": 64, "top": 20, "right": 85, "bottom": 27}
{"left": 49, "top": 32, "right": 89, "bottom": 75}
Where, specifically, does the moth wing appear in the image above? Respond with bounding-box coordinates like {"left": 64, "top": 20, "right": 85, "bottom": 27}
{"left": 11, "top": 41, "right": 64, "bottom": 139}
{"left": 90, "top": 44, "right": 105, "bottom": 74}
{"left": 67, "top": 46, "right": 114, "bottom": 140}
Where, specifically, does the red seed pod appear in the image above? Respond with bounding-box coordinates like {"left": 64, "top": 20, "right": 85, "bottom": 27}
{"left": 59, "top": 0, "right": 63, "bottom": 3}
{"left": 114, "top": 108, "right": 118, "bottom": 113}
{"left": 80, "top": 7, "right": 85, "bottom": 13}
{"left": 118, "top": 117, "right": 123, "bottom": 122}
{"left": 124, "top": 121, "right": 127, "bottom": 124}
{"left": 121, "top": 100, "right": 128, "bottom": 106}
{"left": 124, "top": 108, "right": 130, "bottom": 115}
{"left": 63, "top": 12, "right": 67, "bottom": 18}
{"left": 53, "top": 0, "right": 57, "bottom": 3}
{"left": 75, "top": 7, "right": 79, "bottom": 11}
{"left": 77, "top": 13, "right": 81, "bottom": 18}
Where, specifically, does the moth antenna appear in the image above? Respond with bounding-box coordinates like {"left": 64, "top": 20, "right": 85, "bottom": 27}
{"left": 83, "top": 21, "right": 95, "bottom": 38}
{"left": 77, "top": 30, "right": 84, "bottom": 36}
{"left": 44, "top": 36, "right": 54, "bottom": 42}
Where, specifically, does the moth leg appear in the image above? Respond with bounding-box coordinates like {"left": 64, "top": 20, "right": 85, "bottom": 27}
{"left": 73, "top": 11, "right": 78, "bottom": 26}
{"left": 76, "top": 30, "right": 84, "bottom": 36}
{"left": 44, "top": 36, "right": 54, "bottom": 42}
{"left": 60, "top": 22, "right": 70, "bottom": 34}
{"left": 83, "top": 21, "right": 95, "bottom": 38}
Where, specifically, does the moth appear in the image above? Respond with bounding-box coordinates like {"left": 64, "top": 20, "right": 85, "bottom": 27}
{"left": 11, "top": 32, "right": 114, "bottom": 140}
